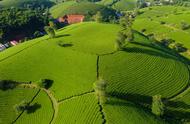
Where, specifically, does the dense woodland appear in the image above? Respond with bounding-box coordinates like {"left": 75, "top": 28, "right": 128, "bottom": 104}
{"left": 0, "top": 8, "right": 49, "bottom": 43}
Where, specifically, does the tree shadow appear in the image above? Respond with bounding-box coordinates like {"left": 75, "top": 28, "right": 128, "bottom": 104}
{"left": 0, "top": 80, "right": 19, "bottom": 91}
{"left": 60, "top": 43, "right": 73, "bottom": 47}
{"left": 26, "top": 103, "right": 41, "bottom": 114}
{"left": 166, "top": 100, "right": 190, "bottom": 109}
{"left": 109, "top": 91, "right": 152, "bottom": 105}
{"left": 122, "top": 47, "right": 181, "bottom": 62}
{"left": 109, "top": 91, "right": 190, "bottom": 121}
{"left": 55, "top": 34, "right": 71, "bottom": 38}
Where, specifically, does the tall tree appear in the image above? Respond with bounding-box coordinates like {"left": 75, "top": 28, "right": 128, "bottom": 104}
{"left": 152, "top": 95, "right": 165, "bottom": 117}
{"left": 94, "top": 77, "right": 107, "bottom": 104}
{"left": 94, "top": 11, "right": 103, "bottom": 23}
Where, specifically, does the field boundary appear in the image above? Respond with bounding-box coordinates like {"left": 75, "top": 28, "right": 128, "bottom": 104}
{"left": 43, "top": 89, "right": 59, "bottom": 124}
{"left": 58, "top": 90, "right": 94, "bottom": 104}
{"left": 0, "top": 38, "right": 47, "bottom": 63}
{"left": 12, "top": 89, "right": 41, "bottom": 124}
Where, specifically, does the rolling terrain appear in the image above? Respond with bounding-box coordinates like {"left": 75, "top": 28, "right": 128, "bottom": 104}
{"left": 0, "top": 22, "right": 190, "bottom": 123}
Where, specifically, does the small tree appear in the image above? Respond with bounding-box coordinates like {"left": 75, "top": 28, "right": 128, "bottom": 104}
{"left": 44, "top": 26, "right": 55, "bottom": 38}
{"left": 38, "top": 79, "right": 53, "bottom": 89}
{"left": 160, "top": 39, "right": 175, "bottom": 47}
{"left": 181, "top": 21, "right": 190, "bottom": 30}
{"left": 115, "top": 31, "right": 127, "bottom": 51}
{"left": 14, "top": 100, "right": 28, "bottom": 114}
{"left": 0, "top": 29, "right": 4, "bottom": 43}
{"left": 33, "top": 31, "right": 43, "bottom": 38}
{"left": 49, "top": 21, "right": 58, "bottom": 31}
{"left": 94, "top": 77, "right": 107, "bottom": 104}
{"left": 171, "top": 43, "right": 187, "bottom": 53}
{"left": 94, "top": 11, "right": 103, "bottom": 23}
{"left": 151, "top": 95, "right": 164, "bottom": 117}
{"left": 125, "top": 28, "right": 134, "bottom": 42}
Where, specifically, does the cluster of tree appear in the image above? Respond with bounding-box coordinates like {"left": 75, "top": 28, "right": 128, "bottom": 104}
{"left": 160, "top": 38, "right": 187, "bottom": 53}
{"left": 94, "top": 77, "right": 107, "bottom": 104}
{"left": 0, "top": 80, "right": 19, "bottom": 91}
{"left": 115, "top": 13, "right": 135, "bottom": 51}
{"left": 0, "top": 8, "right": 49, "bottom": 43}
{"left": 14, "top": 100, "right": 41, "bottom": 114}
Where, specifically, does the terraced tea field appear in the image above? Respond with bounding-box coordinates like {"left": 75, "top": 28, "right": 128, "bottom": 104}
{"left": 1, "top": 22, "right": 190, "bottom": 123}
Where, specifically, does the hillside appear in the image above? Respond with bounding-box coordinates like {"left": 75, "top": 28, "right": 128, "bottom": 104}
{"left": 0, "top": 22, "right": 190, "bottom": 123}
{"left": 0, "top": 0, "right": 54, "bottom": 8}
{"left": 133, "top": 6, "right": 190, "bottom": 58}
{"left": 98, "top": 0, "right": 137, "bottom": 11}
{"left": 50, "top": 1, "right": 116, "bottom": 20}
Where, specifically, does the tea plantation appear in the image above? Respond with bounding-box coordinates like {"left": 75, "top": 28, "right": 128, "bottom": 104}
{"left": 0, "top": 22, "right": 190, "bottom": 123}
{"left": 133, "top": 6, "right": 190, "bottom": 58}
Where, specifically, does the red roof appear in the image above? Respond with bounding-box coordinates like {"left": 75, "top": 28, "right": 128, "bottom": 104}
{"left": 58, "top": 15, "right": 85, "bottom": 24}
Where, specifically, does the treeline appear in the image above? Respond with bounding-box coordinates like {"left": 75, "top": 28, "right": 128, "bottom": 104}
{"left": 0, "top": 8, "right": 49, "bottom": 43}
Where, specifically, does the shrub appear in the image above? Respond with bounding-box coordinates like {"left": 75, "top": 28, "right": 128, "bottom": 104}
{"left": 181, "top": 21, "right": 190, "bottom": 30}
{"left": 160, "top": 39, "right": 175, "bottom": 47}
{"left": 38, "top": 79, "right": 53, "bottom": 89}
{"left": 44, "top": 26, "right": 56, "bottom": 38}
{"left": 151, "top": 95, "right": 164, "bottom": 117}
{"left": 171, "top": 43, "right": 187, "bottom": 53}
{"left": 33, "top": 31, "right": 43, "bottom": 38}
{"left": 141, "top": 28, "right": 146, "bottom": 32}
{"left": 160, "top": 21, "right": 166, "bottom": 25}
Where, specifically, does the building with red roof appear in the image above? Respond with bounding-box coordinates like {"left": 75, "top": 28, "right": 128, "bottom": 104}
{"left": 58, "top": 15, "right": 85, "bottom": 24}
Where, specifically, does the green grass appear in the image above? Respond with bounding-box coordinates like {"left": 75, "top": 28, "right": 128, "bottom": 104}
{"left": 104, "top": 97, "right": 166, "bottom": 124}
{"left": 99, "top": 43, "right": 189, "bottom": 98}
{"left": 0, "top": 87, "right": 38, "bottom": 124}
{"left": 50, "top": 2, "right": 115, "bottom": 19}
{"left": 0, "top": 0, "right": 53, "bottom": 8}
{"left": 112, "top": 0, "right": 137, "bottom": 11}
{"left": 133, "top": 6, "right": 190, "bottom": 58}
{"left": 56, "top": 22, "right": 120, "bottom": 54}
{"left": 15, "top": 90, "right": 54, "bottom": 124}
{"left": 0, "top": 22, "right": 190, "bottom": 123}
{"left": 55, "top": 93, "right": 103, "bottom": 124}
{"left": 0, "top": 22, "right": 121, "bottom": 101}
{"left": 50, "top": 1, "right": 77, "bottom": 18}
{"left": 98, "top": 0, "right": 137, "bottom": 11}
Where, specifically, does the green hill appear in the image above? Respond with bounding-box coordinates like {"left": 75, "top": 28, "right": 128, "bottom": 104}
{"left": 0, "top": 22, "right": 190, "bottom": 123}
{"left": 133, "top": 6, "right": 190, "bottom": 58}
{"left": 0, "top": 0, "right": 54, "bottom": 8}
{"left": 98, "top": 0, "right": 137, "bottom": 11}
{"left": 50, "top": 2, "right": 116, "bottom": 20}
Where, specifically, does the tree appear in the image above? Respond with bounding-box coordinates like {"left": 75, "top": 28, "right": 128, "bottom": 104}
{"left": 119, "top": 14, "right": 134, "bottom": 30}
{"left": 0, "top": 29, "right": 3, "bottom": 43}
{"left": 14, "top": 100, "right": 29, "bottom": 114}
{"left": 151, "top": 95, "right": 164, "bottom": 117}
{"left": 181, "top": 21, "right": 190, "bottom": 30}
{"left": 94, "top": 11, "right": 103, "bottom": 23}
{"left": 49, "top": 21, "right": 58, "bottom": 31}
{"left": 94, "top": 77, "right": 107, "bottom": 104}
{"left": 44, "top": 26, "right": 55, "bottom": 38}
{"left": 115, "top": 31, "right": 127, "bottom": 51}
{"left": 38, "top": 79, "right": 53, "bottom": 89}
{"left": 160, "top": 38, "right": 175, "bottom": 47}
{"left": 171, "top": 43, "right": 187, "bottom": 53}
